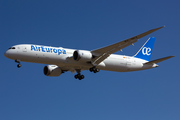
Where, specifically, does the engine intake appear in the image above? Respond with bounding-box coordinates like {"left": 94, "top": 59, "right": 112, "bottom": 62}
{"left": 73, "top": 50, "right": 93, "bottom": 61}
{"left": 43, "top": 65, "right": 62, "bottom": 76}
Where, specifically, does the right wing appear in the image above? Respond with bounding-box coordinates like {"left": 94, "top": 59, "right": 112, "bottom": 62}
{"left": 91, "top": 26, "right": 165, "bottom": 66}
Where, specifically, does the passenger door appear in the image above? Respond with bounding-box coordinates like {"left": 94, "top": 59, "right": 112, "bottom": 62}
{"left": 22, "top": 46, "right": 27, "bottom": 52}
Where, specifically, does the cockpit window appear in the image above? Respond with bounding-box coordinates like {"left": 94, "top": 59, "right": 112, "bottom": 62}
{"left": 8, "top": 47, "right": 16, "bottom": 50}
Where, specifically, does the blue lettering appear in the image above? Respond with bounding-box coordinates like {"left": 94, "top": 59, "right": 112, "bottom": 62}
{"left": 53, "top": 49, "right": 57, "bottom": 53}
{"left": 35, "top": 46, "right": 38, "bottom": 51}
{"left": 31, "top": 45, "right": 35, "bottom": 51}
{"left": 46, "top": 48, "right": 51, "bottom": 52}
{"left": 31, "top": 45, "right": 67, "bottom": 55}
{"left": 63, "top": 49, "right": 66, "bottom": 54}
{"left": 37, "top": 47, "right": 41, "bottom": 51}
{"left": 41, "top": 46, "right": 45, "bottom": 52}
{"left": 50, "top": 48, "right": 52, "bottom": 53}
{"left": 58, "top": 49, "right": 62, "bottom": 55}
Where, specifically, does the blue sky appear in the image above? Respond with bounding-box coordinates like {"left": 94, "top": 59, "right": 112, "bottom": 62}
{"left": 0, "top": 0, "right": 179, "bottom": 120}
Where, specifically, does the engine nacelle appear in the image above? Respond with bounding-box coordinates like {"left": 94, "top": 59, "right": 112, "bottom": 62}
{"left": 73, "top": 50, "right": 93, "bottom": 61}
{"left": 43, "top": 65, "right": 62, "bottom": 77}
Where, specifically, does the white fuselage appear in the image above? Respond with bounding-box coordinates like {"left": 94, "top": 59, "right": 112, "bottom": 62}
{"left": 4, "top": 44, "right": 158, "bottom": 72}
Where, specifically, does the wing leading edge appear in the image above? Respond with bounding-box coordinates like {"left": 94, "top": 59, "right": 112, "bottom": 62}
{"left": 90, "top": 26, "right": 165, "bottom": 66}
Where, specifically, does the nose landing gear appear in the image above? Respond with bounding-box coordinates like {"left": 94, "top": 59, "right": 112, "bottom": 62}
{"left": 15, "top": 59, "right": 21, "bottom": 68}
{"left": 17, "top": 64, "right": 21, "bottom": 68}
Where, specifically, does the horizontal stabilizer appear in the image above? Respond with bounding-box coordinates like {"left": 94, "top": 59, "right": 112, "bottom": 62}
{"left": 144, "top": 56, "right": 175, "bottom": 65}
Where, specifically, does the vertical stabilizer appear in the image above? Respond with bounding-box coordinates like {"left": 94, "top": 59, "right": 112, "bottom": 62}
{"left": 134, "top": 37, "right": 156, "bottom": 61}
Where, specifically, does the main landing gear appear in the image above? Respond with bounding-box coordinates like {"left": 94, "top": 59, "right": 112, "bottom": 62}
{"left": 74, "top": 73, "right": 84, "bottom": 80}
{"left": 74, "top": 67, "right": 100, "bottom": 80}
{"left": 89, "top": 67, "right": 100, "bottom": 73}
{"left": 74, "top": 69, "right": 85, "bottom": 80}
{"left": 15, "top": 59, "right": 21, "bottom": 68}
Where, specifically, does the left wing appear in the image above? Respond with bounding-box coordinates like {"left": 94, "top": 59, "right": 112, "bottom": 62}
{"left": 90, "top": 26, "right": 165, "bottom": 66}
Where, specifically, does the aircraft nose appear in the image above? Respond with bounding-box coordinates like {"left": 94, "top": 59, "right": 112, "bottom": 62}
{"left": 4, "top": 50, "right": 11, "bottom": 58}
{"left": 4, "top": 50, "right": 9, "bottom": 58}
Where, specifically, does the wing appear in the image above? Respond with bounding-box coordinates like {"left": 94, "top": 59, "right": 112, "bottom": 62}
{"left": 91, "top": 26, "right": 165, "bottom": 66}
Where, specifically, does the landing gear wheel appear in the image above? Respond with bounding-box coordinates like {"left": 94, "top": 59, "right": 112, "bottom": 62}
{"left": 96, "top": 68, "right": 100, "bottom": 72}
{"left": 78, "top": 75, "right": 84, "bottom": 80}
{"left": 89, "top": 67, "right": 100, "bottom": 73}
{"left": 89, "top": 68, "right": 93, "bottom": 72}
{"left": 74, "top": 73, "right": 85, "bottom": 80}
{"left": 93, "top": 67, "right": 96, "bottom": 72}
{"left": 17, "top": 64, "right": 21, "bottom": 68}
{"left": 74, "top": 75, "right": 78, "bottom": 79}
{"left": 81, "top": 75, "right": 84, "bottom": 79}
{"left": 75, "top": 69, "right": 85, "bottom": 80}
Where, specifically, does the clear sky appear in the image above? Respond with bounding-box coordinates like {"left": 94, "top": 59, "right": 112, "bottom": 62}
{"left": 0, "top": 0, "right": 179, "bottom": 120}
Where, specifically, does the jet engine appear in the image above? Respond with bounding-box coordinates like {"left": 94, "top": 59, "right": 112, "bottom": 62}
{"left": 43, "top": 65, "right": 62, "bottom": 76}
{"left": 73, "top": 50, "right": 93, "bottom": 61}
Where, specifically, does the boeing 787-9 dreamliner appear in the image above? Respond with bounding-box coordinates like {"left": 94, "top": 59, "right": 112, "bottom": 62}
{"left": 4, "top": 26, "right": 174, "bottom": 80}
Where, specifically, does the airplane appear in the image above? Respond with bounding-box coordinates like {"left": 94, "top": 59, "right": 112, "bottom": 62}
{"left": 4, "top": 26, "right": 174, "bottom": 80}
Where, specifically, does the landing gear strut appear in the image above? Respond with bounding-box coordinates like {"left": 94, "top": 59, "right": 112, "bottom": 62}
{"left": 74, "top": 69, "right": 85, "bottom": 80}
{"left": 89, "top": 67, "right": 100, "bottom": 73}
{"left": 15, "top": 59, "right": 21, "bottom": 68}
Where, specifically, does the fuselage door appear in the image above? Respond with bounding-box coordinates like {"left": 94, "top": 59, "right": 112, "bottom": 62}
{"left": 22, "top": 46, "right": 27, "bottom": 52}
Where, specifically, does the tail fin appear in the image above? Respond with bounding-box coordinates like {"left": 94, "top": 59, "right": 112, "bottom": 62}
{"left": 134, "top": 37, "right": 156, "bottom": 61}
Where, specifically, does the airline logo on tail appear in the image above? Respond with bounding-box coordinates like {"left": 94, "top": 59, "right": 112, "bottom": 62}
{"left": 134, "top": 37, "right": 156, "bottom": 61}
{"left": 142, "top": 47, "right": 151, "bottom": 56}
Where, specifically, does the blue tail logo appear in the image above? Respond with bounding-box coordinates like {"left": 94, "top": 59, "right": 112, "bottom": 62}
{"left": 142, "top": 47, "right": 151, "bottom": 56}
{"left": 134, "top": 37, "right": 156, "bottom": 61}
